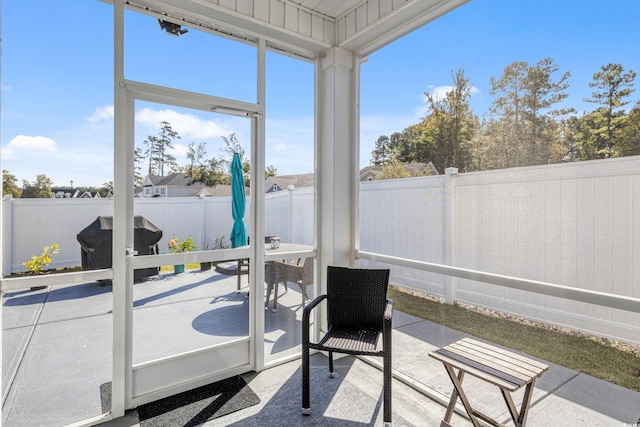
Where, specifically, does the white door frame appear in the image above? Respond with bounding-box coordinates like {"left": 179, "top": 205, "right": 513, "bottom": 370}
{"left": 111, "top": 0, "right": 267, "bottom": 414}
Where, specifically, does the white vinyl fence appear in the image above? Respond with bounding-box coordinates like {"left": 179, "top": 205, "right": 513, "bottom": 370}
{"left": 1, "top": 188, "right": 315, "bottom": 274}
{"left": 359, "top": 155, "right": 640, "bottom": 345}
{"left": 3, "top": 156, "right": 639, "bottom": 344}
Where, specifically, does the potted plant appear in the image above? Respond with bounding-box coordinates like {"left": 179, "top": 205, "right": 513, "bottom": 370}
{"left": 200, "top": 235, "right": 230, "bottom": 271}
{"left": 168, "top": 235, "right": 197, "bottom": 273}
{"left": 24, "top": 243, "right": 59, "bottom": 290}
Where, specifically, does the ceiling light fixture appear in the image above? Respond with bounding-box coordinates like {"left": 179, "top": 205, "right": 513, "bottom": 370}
{"left": 158, "top": 19, "right": 188, "bottom": 37}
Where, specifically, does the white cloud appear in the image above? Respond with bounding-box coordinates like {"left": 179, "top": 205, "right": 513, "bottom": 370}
{"left": 87, "top": 105, "right": 114, "bottom": 122}
{"left": 136, "top": 107, "right": 232, "bottom": 140}
{"left": 430, "top": 85, "right": 455, "bottom": 102}
{"left": 171, "top": 143, "right": 190, "bottom": 158}
{"left": 3, "top": 127, "right": 113, "bottom": 185}
{"left": 6, "top": 135, "right": 57, "bottom": 157}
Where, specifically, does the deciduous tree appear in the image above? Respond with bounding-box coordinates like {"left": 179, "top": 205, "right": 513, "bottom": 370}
{"left": 424, "top": 69, "right": 478, "bottom": 172}
{"left": 21, "top": 174, "right": 54, "bottom": 198}
{"left": 185, "top": 141, "right": 208, "bottom": 181}
{"left": 2, "top": 170, "right": 22, "bottom": 198}
{"left": 618, "top": 101, "right": 640, "bottom": 156}
{"left": 379, "top": 162, "right": 411, "bottom": 180}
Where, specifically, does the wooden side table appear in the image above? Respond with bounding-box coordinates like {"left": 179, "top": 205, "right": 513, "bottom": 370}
{"left": 429, "top": 338, "right": 548, "bottom": 427}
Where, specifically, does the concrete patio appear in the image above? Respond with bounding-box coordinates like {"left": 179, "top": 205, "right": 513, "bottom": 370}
{"left": 2, "top": 268, "right": 639, "bottom": 426}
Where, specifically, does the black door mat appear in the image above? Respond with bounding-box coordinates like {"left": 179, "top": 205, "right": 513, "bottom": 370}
{"left": 100, "top": 376, "right": 260, "bottom": 426}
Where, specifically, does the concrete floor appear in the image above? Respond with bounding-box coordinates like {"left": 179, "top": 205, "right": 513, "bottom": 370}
{"left": 3, "top": 269, "right": 640, "bottom": 427}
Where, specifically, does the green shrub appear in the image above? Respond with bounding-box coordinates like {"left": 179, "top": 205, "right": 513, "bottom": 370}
{"left": 23, "top": 243, "right": 59, "bottom": 274}
{"left": 168, "top": 235, "right": 198, "bottom": 253}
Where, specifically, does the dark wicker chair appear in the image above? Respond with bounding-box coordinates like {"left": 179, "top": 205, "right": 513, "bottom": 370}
{"left": 302, "top": 266, "right": 393, "bottom": 425}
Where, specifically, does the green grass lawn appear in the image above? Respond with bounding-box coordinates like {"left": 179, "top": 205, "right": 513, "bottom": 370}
{"left": 388, "top": 286, "right": 640, "bottom": 392}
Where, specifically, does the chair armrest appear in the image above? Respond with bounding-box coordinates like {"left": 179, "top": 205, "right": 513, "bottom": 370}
{"left": 303, "top": 295, "right": 327, "bottom": 325}
{"left": 302, "top": 294, "right": 327, "bottom": 345}
{"left": 383, "top": 299, "right": 393, "bottom": 356}
{"left": 384, "top": 299, "right": 394, "bottom": 320}
{"left": 384, "top": 299, "right": 394, "bottom": 323}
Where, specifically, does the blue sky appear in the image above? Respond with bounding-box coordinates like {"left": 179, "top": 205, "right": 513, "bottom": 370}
{"left": 2, "top": 0, "right": 639, "bottom": 188}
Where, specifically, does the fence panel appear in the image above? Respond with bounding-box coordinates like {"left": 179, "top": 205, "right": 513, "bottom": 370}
{"left": 452, "top": 156, "right": 640, "bottom": 344}
{"left": 4, "top": 198, "right": 113, "bottom": 272}
{"left": 359, "top": 176, "right": 447, "bottom": 296}
{"left": 2, "top": 189, "right": 315, "bottom": 274}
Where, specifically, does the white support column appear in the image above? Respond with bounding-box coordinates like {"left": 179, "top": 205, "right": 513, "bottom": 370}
{"left": 443, "top": 167, "right": 458, "bottom": 304}
{"left": 252, "top": 38, "right": 266, "bottom": 371}
{"left": 316, "top": 47, "right": 358, "bottom": 287}
{"left": 112, "top": 0, "right": 133, "bottom": 417}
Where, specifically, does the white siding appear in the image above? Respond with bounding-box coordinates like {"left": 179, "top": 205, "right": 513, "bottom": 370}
{"left": 211, "top": 0, "right": 334, "bottom": 47}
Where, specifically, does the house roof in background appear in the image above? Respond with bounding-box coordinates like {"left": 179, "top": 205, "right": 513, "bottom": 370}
{"left": 197, "top": 184, "right": 250, "bottom": 197}
{"left": 266, "top": 173, "right": 315, "bottom": 190}
{"left": 145, "top": 173, "right": 206, "bottom": 188}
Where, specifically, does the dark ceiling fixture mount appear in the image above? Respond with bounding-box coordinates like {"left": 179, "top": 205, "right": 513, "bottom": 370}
{"left": 158, "top": 19, "right": 188, "bottom": 36}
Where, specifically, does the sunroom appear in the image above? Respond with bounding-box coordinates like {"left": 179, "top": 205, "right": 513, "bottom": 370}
{"left": 2, "top": 1, "right": 639, "bottom": 426}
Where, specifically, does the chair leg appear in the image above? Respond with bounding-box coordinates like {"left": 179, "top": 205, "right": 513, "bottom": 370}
{"left": 384, "top": 328, "right": 392, "bottom": 425}
{"left": 265, "top": 283, "right": 272, "bottom": 310}
{"left": 383, "top": 353, "right": 392, "bottom": 425}
{"left": 236, "top": 259, "right": 242, "bottom": 292}
{"left": 329, "top": 351, "right": 335, "bottom": 378}
{"left": 302, "top": 343, "right": 311, "bottom": 415}
{"left": 273, "top": 282, "right": 279, "bottom": 312}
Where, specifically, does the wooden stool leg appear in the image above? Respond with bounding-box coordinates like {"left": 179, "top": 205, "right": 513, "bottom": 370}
{"left": 442, "top": 364, "right": 483, "bottom": 427}
{"left": 442, "top": 370, "right": 462, "bottom": 424}
{"left": 500, "top": 388, "right": 520, "bottom": 426}
{"left": 518, "top": 381, "right": 536, "bottom": 427}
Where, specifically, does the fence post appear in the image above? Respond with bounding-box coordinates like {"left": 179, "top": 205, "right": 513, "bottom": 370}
{"left": 2, "top": 196, "right": 13, "bottom": 275}
{"left": 443, "top": 167, "right": 458, "bottom": 305}
{"left": 199, "top": 195, "right": 207, "bottom": 250}
{"left": 288, "top": 185, "right": 295, "bottom": 242}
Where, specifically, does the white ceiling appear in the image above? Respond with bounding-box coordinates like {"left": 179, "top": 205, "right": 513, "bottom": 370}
{"left": 290, "top": 0, "right": 367, "bottom": 18}
{"left": 120, "top": 0, "right": 470, "bottom": 59}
